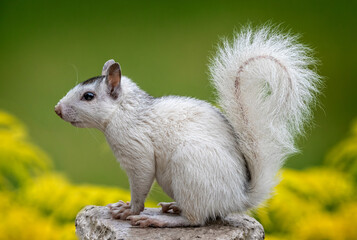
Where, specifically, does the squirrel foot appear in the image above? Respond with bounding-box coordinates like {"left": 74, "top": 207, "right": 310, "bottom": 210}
{"left": 107, "top": 200, "right": 134, "bottom": 220}
{"left": 127, "top": 214, "right": 199, "bottom": 228}
{"left": 158, "top": 202, "right": 181, "bottom": 214}
{"left": 127, "top": 215, "right": 166, "bottom": 227}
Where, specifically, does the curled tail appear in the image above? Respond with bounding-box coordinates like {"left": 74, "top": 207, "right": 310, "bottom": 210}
{"left": 210, "top": 26, "right": 320, "bottom": 208}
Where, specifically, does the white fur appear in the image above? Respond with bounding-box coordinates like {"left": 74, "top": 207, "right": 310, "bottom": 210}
{"left": 55, "top": 26, "right": 320, "bottom": 225}
{"left": 210, "top": 26, "right": 320, "bottom": 207}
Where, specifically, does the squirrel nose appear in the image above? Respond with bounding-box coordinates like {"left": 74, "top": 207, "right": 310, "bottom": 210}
{"left": 55, "top": 105, "right": 62, "bottom": 118}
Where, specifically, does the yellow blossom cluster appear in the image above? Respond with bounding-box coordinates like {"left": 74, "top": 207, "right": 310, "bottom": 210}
{"left": 0, "top": 111, "right": 155, "bottom": 239}
{"left": 1, "top": 109, "right": 356, "bottom": 239}
{"left": 254, "top": 120, "right": 357, "bottom": 239}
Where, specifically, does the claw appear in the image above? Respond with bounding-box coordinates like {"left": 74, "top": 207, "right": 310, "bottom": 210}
{"left": 128, "top": 215, "right": 164, "bottom": 227}
{"left": 107, "top": 201, "right": 133, "bottom": 220}
{"left": 107, "top": 200, "right": 128, "bottom": 209}
{"left": 127, "top": 215, "right": 147, "bottom": 221}
{"left": 127, "top": 215, "right": 149, "bottom": 226}
{"left": 158, "top": 202, "right": 181, "bottom": 214}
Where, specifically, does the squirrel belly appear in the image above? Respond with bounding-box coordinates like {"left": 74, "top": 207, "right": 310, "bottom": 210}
{"left": 55, "top": 25, "right": 320, "bottom": 227}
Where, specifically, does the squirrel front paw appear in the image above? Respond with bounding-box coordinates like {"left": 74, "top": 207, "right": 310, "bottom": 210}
{"left": 107, "top": 200, "right": 137, "bottom": 220}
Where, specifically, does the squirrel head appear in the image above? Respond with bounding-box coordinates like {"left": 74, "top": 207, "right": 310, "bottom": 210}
{"left": 55, "top": 59, "right": 122, "bottom": 129}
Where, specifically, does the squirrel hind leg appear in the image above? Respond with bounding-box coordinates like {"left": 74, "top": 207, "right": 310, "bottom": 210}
{"left": 127, "top": 214, "right": 201, "bottom": 228}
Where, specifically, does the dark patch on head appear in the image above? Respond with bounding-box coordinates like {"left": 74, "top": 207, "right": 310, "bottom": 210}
{"left": 81, "top": 75, "right": 105, "bottom": 86}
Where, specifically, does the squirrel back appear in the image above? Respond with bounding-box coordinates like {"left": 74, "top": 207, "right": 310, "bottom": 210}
{"left": 210, "top": 26, "right": 320, "bottom": 207}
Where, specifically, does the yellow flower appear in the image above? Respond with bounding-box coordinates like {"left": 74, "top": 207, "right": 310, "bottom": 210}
{"left": 0, "top": 111, "right": 51, "bottom": 190}
{"left": 325, "top": 118, "right": 357, "bottom": 181}
{"left": 0, "top": 192, "right": 76, "bottom": 240}
{"left": 254, "top": 168, "right": 355, "bottom": 236}
{"left": 293, "top": 202, "right": 357, "bottom": 240}
{"left": 19, "top": 173, "right": 157, "bottom": 223}
{"left": 2, "top": 109, "right": 357, "bottom": 240}
{"left": 0, "top": 110, "right": 157, "bottom": 239}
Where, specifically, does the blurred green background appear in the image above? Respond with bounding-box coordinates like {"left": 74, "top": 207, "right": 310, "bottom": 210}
{"left": 0, "top": 0, "right": 356, "bottom": 202}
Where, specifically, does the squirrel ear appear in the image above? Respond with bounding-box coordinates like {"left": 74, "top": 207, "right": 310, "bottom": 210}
{"left": 106, "top": 62, "right": 122, "bottom": 99}
{"left": 102, "top": 59, "right": 116, "bottom": 75}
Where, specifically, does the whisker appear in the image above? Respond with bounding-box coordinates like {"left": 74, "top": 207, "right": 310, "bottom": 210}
{"left": 70, "top": 64, "right": 79, "bottom": 86}
{"left": 80, "top": 112, "right": 105, "bottom": 130}
{"left": 87, "top": 128, "right": 102, "bottom": 144}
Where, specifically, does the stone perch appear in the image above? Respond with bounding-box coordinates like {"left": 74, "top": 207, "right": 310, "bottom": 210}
{"left": 75, "top": 206, "right": 265, "bottom": 240}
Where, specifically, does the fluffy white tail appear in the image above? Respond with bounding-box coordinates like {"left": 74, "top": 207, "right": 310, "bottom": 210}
{"left": 210, "top": 26, "right": 320, "bottom": 208}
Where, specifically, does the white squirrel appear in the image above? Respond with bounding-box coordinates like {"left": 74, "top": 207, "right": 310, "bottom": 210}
{"left": 55, "top": 26, "right": 320, "bottom": 227}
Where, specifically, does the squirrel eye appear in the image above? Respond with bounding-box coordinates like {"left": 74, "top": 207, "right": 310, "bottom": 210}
{"left": 82, "top": 92, "right": 95, "bottom": 101}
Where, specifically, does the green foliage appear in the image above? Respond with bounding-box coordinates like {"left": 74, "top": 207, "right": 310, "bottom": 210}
{"left": 0, "top": 0, "right": 355, "bottom": 186}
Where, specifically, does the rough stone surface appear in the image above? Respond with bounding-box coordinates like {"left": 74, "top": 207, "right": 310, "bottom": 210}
{"left": 75, "top": 206, "right": 265, "bottom": 240}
